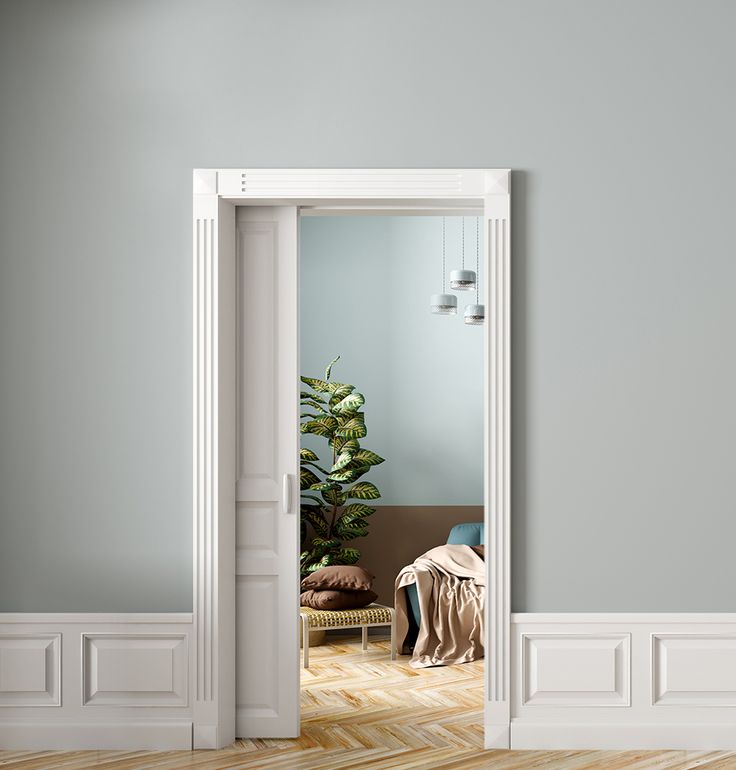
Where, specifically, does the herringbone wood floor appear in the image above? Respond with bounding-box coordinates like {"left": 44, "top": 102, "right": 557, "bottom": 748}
{"left": 3, "top": 635, "right": 736, "bottom": 769}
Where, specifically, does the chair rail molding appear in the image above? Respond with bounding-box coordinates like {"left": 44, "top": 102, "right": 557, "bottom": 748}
{"left": 192, "top": 168, "right": 512, "bottom": 749}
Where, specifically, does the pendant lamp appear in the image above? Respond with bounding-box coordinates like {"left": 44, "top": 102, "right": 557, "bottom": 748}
{"left": 430, "top": 217, "right": 457, "bottom": 315}
{"left": 450, "top": 217, "right": 477, "bottom": 291}
{"left": 464, "top": 217, "right": 485, "bottom": 325}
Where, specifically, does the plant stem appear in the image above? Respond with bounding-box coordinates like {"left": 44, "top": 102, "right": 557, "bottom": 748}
{"left": 329, "top": 440, "right": 338, "bottom": 537}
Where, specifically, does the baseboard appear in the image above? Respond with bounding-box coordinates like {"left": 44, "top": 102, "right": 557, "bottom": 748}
{"left": 0, "top": 720, "right": 192, "bottom": 750}
{"left": 511, "top": 613, "right": 736, "bottom": 750}
{"left": 511, "top": 722, "right": 736, "bottom": 750}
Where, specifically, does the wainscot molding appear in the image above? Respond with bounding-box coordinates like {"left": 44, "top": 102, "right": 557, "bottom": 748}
{"left": 0, "top": 613, "right": 193, "bottom": 750}
{"left": 511, "top": 613, "right": 736, "bottom": 750}
{"left": 0, "top": 633, "right": 60, "bottom": 707}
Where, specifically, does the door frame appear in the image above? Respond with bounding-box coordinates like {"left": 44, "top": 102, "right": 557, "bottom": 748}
{"left": 192, "top": 168, "right": 511, "bottom": 749}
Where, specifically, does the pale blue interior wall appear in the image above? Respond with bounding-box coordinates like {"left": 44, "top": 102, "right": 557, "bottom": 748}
{"left": 300, "top": 216, "right": 483, "bottom": 506}
{"left": 1, "top": 0, "right": 736, "bottom": 611}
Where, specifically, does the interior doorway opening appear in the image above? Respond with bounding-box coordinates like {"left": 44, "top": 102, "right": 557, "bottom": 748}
{"left": 296, "top": 211, "right": 487, "bottom": 746}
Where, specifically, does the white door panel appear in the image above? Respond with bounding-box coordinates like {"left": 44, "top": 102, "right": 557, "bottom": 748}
{"left": 235, "top": 206, "right": 299, "bottom": 738}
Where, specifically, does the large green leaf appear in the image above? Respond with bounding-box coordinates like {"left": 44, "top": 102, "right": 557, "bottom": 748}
{"left": 300, "top": 415, "right": 338, "bottom": 437}
{"left": 330, "top": 449, "right": 354, "bottom": 473}
{"left": 324, "top": 356, "right": 340, "bottom": 381}
{"left": 300, "top": 448, "right": 319, "bottom": 462}
{"left": 334, "top": 515, "right": 369, "bottom": 541}
{"left": 328, "top": 465, "right": 370, "bottom": 483}
{"left": 300, "top": 467, "right": 320, "bottom": 490}
{"left": 352, "top": 449, "right": 385, "bottom": 466}
{"left": 329, "top": 436, "right": 360, "bottom": 454}
{"left": 331, "top": 392, "right": 365, "bottom": 416}
{"left": 310, "top": 481, "right": 340, "bottom": 492}
{"left": 300, "top": 391, "right": 325, "bottom": 403}
{"left": 302, "top": 506, "right": 329, "bottom": 538}
{"left": 326, "top": 467, "right": 359, "bottom": 483}
{"left": 321, "top": 487, "right": 347, "bottom": 506}
{"left": 341, "top": 503, "right": 376, "bottom": 518}
{"left": 346, "top": 481, "right": 381, "bottom": 500}
{"left": 335, "top": 416, "right": 367, "bottom": 439}
{"left": 311, "top": 537, "right": 341, "bottom": 553}
{"left": 334, "top": 547, "right": 360, "bottom": 565}
{"left": 328, "top": 384, "right": 356, "bottom": 408}
{"left": 300, "top": 375, "right": 334, "bottom": 393}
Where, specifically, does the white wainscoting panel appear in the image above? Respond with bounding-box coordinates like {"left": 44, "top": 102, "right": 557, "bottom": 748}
{"left": 522, "top": 633, "right": 630, "bottom": 707}
{"left": 82, "top": 634, "right": 188, "bottom": 706}
{"left": 652, "top": 634, "right": 736, "bottom": 706}
{"left": 0, "top": 634, "right": 60, "bottom": 707}
{"left": 0, "top": 614, "right": 193, "bottom": 749}
{"left": 512, "top": 614, "right": 736, "bottom": 750}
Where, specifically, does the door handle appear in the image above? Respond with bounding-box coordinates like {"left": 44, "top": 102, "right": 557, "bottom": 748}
{"left": 282, "top": 473, "right": 293, "bottom": 514}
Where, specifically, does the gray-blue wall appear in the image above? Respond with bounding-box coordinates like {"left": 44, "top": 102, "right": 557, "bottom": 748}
{"left": 1, "top": 0, "right": 735, "bottom": 611}
{"left": 300, "top": 216, "right": 484, "bottom": 506}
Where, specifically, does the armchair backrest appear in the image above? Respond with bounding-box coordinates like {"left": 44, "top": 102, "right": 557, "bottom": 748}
{"left": 446, "top": 522, "right": 484, "bottom": 546}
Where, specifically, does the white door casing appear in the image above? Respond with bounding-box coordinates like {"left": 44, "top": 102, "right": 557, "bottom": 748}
{"left": 192, "top": 169, "right": 512, "bottom": 749}
{"left": 234, "top": 207, "right": 299, "bottom": 738}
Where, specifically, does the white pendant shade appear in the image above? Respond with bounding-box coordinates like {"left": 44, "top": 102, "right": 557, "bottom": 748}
{"left": 464, "top": 303, "right": 485, "bottom": 325}
{"left": 449, "top": 268, "right": 476, "bottom": 291}
{"left": 430, "top": 293, "right": 458, "bottom": 315}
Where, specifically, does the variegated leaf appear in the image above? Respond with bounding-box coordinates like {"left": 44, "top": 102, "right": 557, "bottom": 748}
{"left": 352, "top": 449, "right": 385, "bottom": 466}
{"left": 334, "top": 547, "right": 360, "bottom": 565}
{"left": 300, "top": 391, "right": 325, "bottom": 403}
{"left": 300, "top": 375, "right": 334, "bottom": 393}
{"left": 310, "top": 481, "right": 340, "bottom": 491}
{"left": 327, "top": 467, "right": 362, "bottom": 483}
{"left": 300, "top": 448, "right": 319, "bottom": 462}
{"left": 300, "top": 467, "right": 320, "bottom": 490}
{"left": 335, "top": 416, "right": 367, "bottom": 439}
{"left": 331, "top": 392, "right": 365, "bottom": 416}
{"left": 300, "top": 415, "right": 338, "bottom": 437}
{"left": 324, "top": 355, "right": 340, "bottom": 381}
{"left": 330, "top": 449, "right": 355, "bottom": 473}
{"left": 346, "top": 481, "right": 381, "bottom": 500}
{"left": 302, "top": 506, "right": 329, "bottom": 538}
{"left": 322, "top": 487, "right": 347, "bottom": 506}
{"left": 341, "top": 503, "right": 376, "bottom": 518}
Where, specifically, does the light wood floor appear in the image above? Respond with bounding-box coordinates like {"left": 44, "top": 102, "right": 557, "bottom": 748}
{"left": 3, "top": 635, "right": 736, "bottom": 769}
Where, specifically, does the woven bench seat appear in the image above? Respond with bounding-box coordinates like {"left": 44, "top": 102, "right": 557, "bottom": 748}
{"left": 299, "top": 603, "right": 396, "bottom": 668}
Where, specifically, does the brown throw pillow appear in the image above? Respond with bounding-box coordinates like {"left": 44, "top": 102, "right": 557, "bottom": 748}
{"left": 301, "top": 565, "right": 375, "bottom": 591}
{"left": 471, "top": 545, "right": 485, "bottom": 559}
{"left": 300, "top": 589, "right": 378, "bottom": 611}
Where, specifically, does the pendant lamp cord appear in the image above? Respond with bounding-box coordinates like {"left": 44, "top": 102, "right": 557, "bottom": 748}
{"left": 461, "top": 217, "right": 465, "bottom": 269}
{"left": 442, "top": 216, "right": 446, "bottom": 293}
{"left": 476, "top": 216, "right": 480, "bottom": 303}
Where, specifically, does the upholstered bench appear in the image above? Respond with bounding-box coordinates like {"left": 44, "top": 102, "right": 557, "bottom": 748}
{"left": 299, "top": 603, "right": 397, "bottom": 668}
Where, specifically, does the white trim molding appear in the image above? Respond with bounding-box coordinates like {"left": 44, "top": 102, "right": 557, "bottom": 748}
{"left": 511, "top": 613, "right": 736, "bottom": 750}
{"left": 193, "top": 168, "right": 512, "bottom": 748}
{"left": 0, "top": 613, "right": 193, "bottom": 750}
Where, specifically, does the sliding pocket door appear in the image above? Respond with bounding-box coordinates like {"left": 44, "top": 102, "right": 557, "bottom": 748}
{"left": 235, "top": 206, "right": 299, "bottom": 738}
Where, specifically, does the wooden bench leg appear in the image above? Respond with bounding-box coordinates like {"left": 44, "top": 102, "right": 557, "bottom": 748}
{"left": 302, "top": 614, "right": 310, "bottom": 669}
{"left": 362, "top": 625, "right": 368, "bottom": 651}
{"left": 389, "top": 608, "right": 397, "bottom": 660}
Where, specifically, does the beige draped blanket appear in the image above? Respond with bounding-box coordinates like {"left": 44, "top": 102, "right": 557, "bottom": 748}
{"left": 394, "top": 544, "right": 485, "bottom": 668}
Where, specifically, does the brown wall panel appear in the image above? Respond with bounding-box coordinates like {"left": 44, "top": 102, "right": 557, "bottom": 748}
{"left": 351, "top": 506, "right": 484, "bottom": 606}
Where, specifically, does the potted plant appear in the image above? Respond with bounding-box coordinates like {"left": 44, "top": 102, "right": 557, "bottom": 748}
{"left": 299, "top": 356, "right": 385, "bottom": 578}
